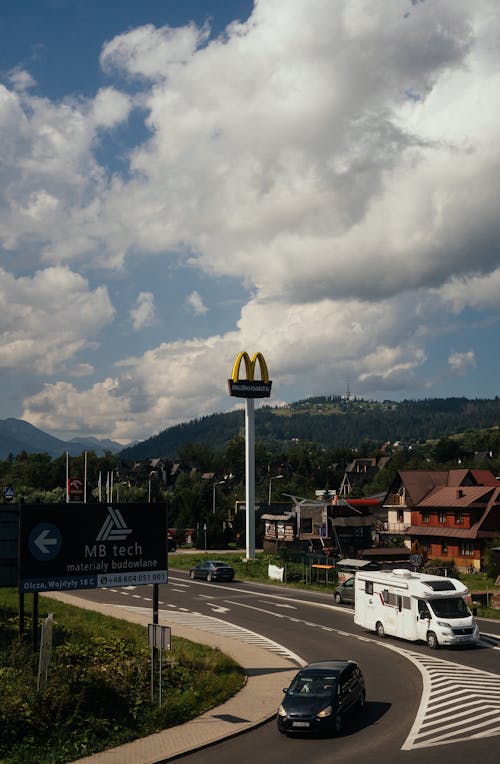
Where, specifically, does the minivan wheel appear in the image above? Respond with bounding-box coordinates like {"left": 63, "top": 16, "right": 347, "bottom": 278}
{"left": 376, "top": 621, "right": 385, "bottom": 638}
{"left": 427, "top": 631, "right": 439, "bottom": 649}
{"left": 334, "top": 593, "right": 342, "bottom": 604}
{"left": 333, "top": 713, "right": 343, "bottom": 735}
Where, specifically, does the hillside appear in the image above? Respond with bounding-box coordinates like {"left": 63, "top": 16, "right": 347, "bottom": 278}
{"left": 0, "top": 419, "right": 125, "bottom": 459}
{"left": 119, "top": 396, "right": 500, "bottom": 459}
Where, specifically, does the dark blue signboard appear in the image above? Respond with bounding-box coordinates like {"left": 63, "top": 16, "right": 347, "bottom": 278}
{"left": 19, "top": 503, "right": 168, "bottom": 593}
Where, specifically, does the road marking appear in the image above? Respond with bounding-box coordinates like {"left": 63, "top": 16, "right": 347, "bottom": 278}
{"left": 400, "top": 651, "right": 500, "bottom": 749}
{"left": 115, "top": 582, "right": 500, "bottom": 748}
{"left": 112, "top": 604, "right": 305, "bottom": 665}
{"left": 203, "top": 596, "right": 500, "bottom": 750}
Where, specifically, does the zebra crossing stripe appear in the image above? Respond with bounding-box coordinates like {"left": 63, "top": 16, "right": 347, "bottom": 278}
{"left": 113, "top": 603, "right": 305, "bottom": 665}
{"left": 399, "top": 650, "right": 500, "bottom": 750}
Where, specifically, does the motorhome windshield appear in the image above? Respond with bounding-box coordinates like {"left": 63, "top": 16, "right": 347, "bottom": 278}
{"left": 428, "top": 598, "right": 470, "bottom": 619}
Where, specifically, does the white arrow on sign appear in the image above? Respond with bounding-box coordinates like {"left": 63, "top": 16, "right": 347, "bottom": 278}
{"left": 35, "top": 529, "right": 58, "bottom": 554}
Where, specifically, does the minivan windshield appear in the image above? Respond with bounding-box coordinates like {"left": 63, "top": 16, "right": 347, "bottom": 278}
{"left": 288, "top": 674, "right": 338, "bottom": 698}
{"left": 429, "top": 597, "right": 470, "bottom": 619}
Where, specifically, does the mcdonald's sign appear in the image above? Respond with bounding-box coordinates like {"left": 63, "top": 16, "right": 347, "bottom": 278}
{"left": 228, "top": 351, "right": 272, "bottom": 398}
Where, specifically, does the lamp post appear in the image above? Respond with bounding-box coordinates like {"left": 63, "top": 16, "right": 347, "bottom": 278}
{"left": 268, "top": 474, "right": 284, "bottom": 506}
{"left": 212, "top": 480, "right": 226, "bottom": 515}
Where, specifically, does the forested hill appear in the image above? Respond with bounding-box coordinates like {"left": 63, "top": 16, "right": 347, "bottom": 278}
{"left": 119, "top": 396, "right": 500, "bottom": 459}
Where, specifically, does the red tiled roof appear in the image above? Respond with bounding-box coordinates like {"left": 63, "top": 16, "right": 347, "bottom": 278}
{"left": 446, "top": 469, "right": 470, "bottom": 486}
{"left": 471, "top": 470, "right": 500, "bottom": 486}
{"left": 418, "top": 486, "right": 494, "bottom": 507}
{"left": 407, "top": 525, "right": 479, "bottom": 539}
{"left": 398, "top": 470, "right": 448, "bottom": 504}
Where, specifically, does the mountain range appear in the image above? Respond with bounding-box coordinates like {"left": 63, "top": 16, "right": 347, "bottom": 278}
{"left": 0, "top": 418, "right": 127, "bottom": 459}
{"left": 3, "top": 396, "right": 500, "bottom": 461}
{"left": 120, "top": 396, "right": 500, "bottom": 460}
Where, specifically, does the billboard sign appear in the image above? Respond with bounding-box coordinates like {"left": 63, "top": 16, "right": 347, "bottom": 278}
{"left": 19, "top": 503, "right": 168, "bottom": 593}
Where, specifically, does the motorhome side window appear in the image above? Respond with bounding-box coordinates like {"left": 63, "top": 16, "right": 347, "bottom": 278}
{"left": 382, "top": 590, "right": 402, "bottom": 607}
{"left": 365, "top": 581, "right": 373, "bottom": 595}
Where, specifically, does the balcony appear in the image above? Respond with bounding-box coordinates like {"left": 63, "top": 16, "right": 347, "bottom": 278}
{"left": 385, "top": 493, "right": 406, "bottom": 507}
{"left": 378, "top": 522, "right": 410, "bottom": 535}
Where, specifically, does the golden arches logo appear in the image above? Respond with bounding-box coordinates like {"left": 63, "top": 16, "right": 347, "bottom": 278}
{"left": 231, "top": 351, "right": 269, "bottom": 383}
{"left": 228, "top": 351, "right": 272, "bottom": 398}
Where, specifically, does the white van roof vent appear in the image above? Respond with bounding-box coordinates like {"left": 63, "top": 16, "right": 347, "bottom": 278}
{"left": 392, "top": 568, "right": 413, "bottom": 577}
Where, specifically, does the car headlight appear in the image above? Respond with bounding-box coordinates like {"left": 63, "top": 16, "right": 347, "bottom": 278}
{"left": 316, "top": 705, "right": 333, "bottom": 718}
{"left": 437, "top": 621, "right": 452, "bottom": 629}
{"left": 278, "top": 704, "right": 287, "bottom": 717}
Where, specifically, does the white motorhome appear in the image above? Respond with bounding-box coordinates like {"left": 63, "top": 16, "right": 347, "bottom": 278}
{"left": 353, "top": 568, "right": 479, "bottom": 649}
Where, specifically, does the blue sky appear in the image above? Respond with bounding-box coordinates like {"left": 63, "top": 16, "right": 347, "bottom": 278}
{"left": 1, "top": 0, "right": 499, "bottom": 444}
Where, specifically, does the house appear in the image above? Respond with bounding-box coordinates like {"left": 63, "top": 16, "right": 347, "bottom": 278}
{"left": 339, "top": 457, "right": 390, "bottom": 496}
{"left": 262, "top": 496, "right": 377, "bottom": 557}
{"left": 382, "top": 469, "right": 500, "bottom": 572}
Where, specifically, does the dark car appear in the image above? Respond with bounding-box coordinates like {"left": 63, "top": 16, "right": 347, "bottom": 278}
{"left": 334, "top": 577, "right": 355, "bottom": 605}
{"left": 189, "top": 560, "right": 235, "bottom": 582}
{"left": 277, "top": 660, "right": 365, "bottom": 735}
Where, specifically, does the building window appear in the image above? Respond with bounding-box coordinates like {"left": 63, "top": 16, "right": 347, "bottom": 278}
{"left": 438, "top": 511, "right": 446, "bottom": 524}
{"left": 441, "top": 541, "right": 448, "bottom": 555}
{"left": 422, "top": 512, "right": 430, "bottom": 523}
{"left": 460, "top": 541, "right": 474, "bottom": 556}
{"left": 397, "top": 510, "right": 404, "bottom": 523}
{"left": 301, "top": 518, "right": 312, "bottom": 534}
{"left": 421, "top": 539, "right": 429, "bottom": 552}
{"left": 455, "top": 511, "right": 464, "bottom": 524}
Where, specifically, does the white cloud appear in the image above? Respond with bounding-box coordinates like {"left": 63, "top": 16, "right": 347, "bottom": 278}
{"left": 130, "top": 291, "right": 156, "bottom": 330}
{"left": 0, "top": 267, "right": 115, "bottom": 374}
{"left": 7, "top": 66, "right": 36, "bottom": 92}
{"left": 100, "top": 22, "right": 210, "bottom": 81}
{"left": 186, "top": 290, "right": 208, "bottom": 315}
{"left": 92, "top": 87, "right": 132, "bottom": 128}
{"left": 3, "top": 0, "right": 500, "bottom": 440}
{"left": 448, "top": 351, "right": 476, "bottom": 375}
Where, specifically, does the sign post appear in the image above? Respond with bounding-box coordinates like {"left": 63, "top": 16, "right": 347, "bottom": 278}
{"left": 148, "top": 623, "right": 171, "bottom": 707}
{"left": 228, "top": 352, "right": 272, "bottom": 560}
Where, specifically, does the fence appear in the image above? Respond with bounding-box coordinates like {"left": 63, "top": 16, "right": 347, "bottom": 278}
{"left": 274, "top": 550, "right": 339, "bottom": 586}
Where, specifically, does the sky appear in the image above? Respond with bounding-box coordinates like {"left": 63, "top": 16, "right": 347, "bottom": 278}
{"left": 1, "top": 0, "right": 500, "bottom": 445}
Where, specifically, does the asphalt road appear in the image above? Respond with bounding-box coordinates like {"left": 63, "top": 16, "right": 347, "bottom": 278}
{"left": 73, "top": 570, "right": 500, "bottom": 764}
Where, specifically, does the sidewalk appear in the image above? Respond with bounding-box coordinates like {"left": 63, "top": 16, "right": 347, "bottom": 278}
{"left": 46, "top": 593, "right": 300, "bottom": 764}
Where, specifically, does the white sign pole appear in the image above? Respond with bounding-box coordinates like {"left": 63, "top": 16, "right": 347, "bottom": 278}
{"left": 245, "top": 398, "right": 256, "bottom": 560}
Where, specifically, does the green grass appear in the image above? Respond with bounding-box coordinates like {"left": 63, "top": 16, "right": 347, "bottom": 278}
{"left": 0, "top": 589, "right": 245, "bottom": 764}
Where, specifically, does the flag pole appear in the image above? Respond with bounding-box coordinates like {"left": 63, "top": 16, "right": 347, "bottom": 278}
{"left": 66, "top": 451, "right": 69, "bottom": 503}
{"left": 84, "top": 451, "right": 87, "bottom": 503}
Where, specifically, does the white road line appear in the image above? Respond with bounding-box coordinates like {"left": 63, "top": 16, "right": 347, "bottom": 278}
{"left": 111, "top": 604, "right": 306, "bottom": 665}
{"left": 400, "top": 650, "right": 500, "bottom": 750}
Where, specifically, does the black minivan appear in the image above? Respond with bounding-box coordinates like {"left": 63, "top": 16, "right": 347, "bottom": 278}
{"left": 277, "top": 660, "right": 365, "bottom": 735}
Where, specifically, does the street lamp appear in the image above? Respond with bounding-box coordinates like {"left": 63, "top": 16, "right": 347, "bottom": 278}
{"left": 212, "top": 480, "right": 226, "bottom": 515}
{"left": 268, "top": 474, "right": 284, "bottom": 506}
